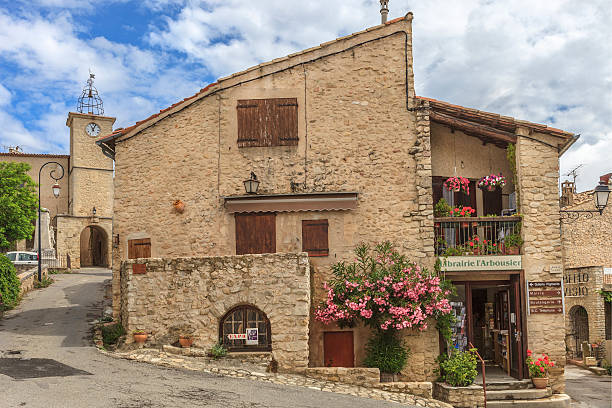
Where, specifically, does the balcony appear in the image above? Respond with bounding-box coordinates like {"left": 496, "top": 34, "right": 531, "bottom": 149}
{"left": 434, "top": 216, "right": 522, "bottom": 257}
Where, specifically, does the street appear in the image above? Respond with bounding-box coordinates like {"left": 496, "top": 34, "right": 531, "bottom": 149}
{"left": 0, "top": 269, "right": 413, "bottom": 408}
{"left": 565, "top": 364, "right": 612, "bottom": 408}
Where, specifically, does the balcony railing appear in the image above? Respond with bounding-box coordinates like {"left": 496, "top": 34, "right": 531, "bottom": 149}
{"left": 434, "top": 216, "right": 522, "bottom": 256}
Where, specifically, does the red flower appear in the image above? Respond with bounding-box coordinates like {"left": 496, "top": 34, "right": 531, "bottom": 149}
{"left": 540, "top": 367, "right": 545, "bottom": 372}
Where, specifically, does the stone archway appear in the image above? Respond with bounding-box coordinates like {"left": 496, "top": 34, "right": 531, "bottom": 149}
{"left": 79, "top": 225, "right": 108, "bottom": 267}
{"left": 569, "top": 305, "right": 589, "bottom": 358}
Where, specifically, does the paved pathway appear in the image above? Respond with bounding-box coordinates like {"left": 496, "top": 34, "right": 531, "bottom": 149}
{"left": 565, "top": 364, "right": 612, "bottom": 408}
{"left": 0, "top": 269, "right": 419, "bottom": 408}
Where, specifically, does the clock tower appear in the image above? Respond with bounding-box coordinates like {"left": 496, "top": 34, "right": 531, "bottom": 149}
{"left": 55, "top": 73, "right": 116, "bottom": 268}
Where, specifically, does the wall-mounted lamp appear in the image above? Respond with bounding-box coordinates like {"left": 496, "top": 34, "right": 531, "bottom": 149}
{"left": 92, "top": 207, "right": 97, "bottom": 216}
{"left": 243, "top": 172, "right": 260, "bottom": 194}
{"left": 561, "top": 181, "right": 611, "bottom": 221}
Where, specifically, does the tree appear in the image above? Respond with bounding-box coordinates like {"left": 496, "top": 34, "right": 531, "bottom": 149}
{"left": 0, "top": 162, "right": 38, "bottom": 250}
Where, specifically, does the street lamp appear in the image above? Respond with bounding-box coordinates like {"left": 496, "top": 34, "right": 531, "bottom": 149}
{"left": 560, "top": 181, "right": 611, "bottom": 221}
{"left": 38, "top": 162, "right": 65, "bottom": 282}
{"left": 243, "top": 172, "right": 260, "bottom": 194}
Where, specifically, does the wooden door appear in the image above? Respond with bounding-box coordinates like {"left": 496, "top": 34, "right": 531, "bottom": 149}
{"left": 128, "top": 238, "right": 151, "bottom": 259}
{"left": 235, "top": 213, "right": 276, "bottom": 255}
{"left": 510, "top": 275, "right": 524, "bottom": 379}
{"left": 324, "top": 331, "right": 354, "bottom": 367}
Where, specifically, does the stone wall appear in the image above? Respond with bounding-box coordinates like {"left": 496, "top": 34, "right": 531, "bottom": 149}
{"left": 564, "top": 266, "right": 607, "bottom": 356}
{"left": 516, "top": 130, "right": 566, "bottom": 392}
{"left": 432, "top": 382, "right": 485, "bottom": 408}
{"left": 17, "top": 266, "right": 48, "bottom": 296}
{"left": 120, "top": 253, "right": 311, "bottom": 372}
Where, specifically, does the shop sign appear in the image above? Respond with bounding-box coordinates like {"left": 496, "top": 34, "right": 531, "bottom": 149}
{"left": 227, "top": 333, "right": 246, "bottom": 340}
{"left": 439, "top": 255, "right": 521, "bottom": 271}
{"left": 528, "top": 280, "right": 563, "bottom": 314}
{"left": 549, "top": 264, "right": 563, "bottom": 274}
{"left": 563, "top": 271, "right": 590, "bottom": 297}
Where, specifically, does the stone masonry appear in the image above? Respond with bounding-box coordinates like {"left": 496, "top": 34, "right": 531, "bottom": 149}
{"left": 120, "top": 253, "right": 310, "bottom": 372}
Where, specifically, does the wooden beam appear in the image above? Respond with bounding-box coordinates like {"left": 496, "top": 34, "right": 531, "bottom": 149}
{"left": 429, "top": 111, "right": 517, "bottom": 144}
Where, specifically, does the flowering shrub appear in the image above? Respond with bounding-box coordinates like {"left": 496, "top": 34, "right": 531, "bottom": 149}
{"left": 449, "top": 206, "right": 476, "bottom": 217}
{"left": 315, "top": 242, "right": 452, "bottom": 332}
{"left": 478, "top": 173, "right": 506, "bottom": 191}
{"left": 444, "top": 176, "right": 470, "bottom": 195}
{"left": 526, "top": 350, "right": 554, "bottom": 378}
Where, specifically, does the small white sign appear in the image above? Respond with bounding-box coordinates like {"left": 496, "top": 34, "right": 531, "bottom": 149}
{"left": 439, "top": 256, "right": 521, "bottom": 272}
{"left": 604, "top": 268, "right": 612, "bottom": 275}
{"left": 246, "top": 328, "right": 259, "bottom": 346}
{"left": 549, "top": 264, "right": 563, "bottom": 274}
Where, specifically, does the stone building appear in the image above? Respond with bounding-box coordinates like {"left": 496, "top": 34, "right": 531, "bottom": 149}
{"left": 560, "top": 174, "right": 612, "bottom": 360}
{"left": 98, "top": 14, "right": 575, "bottom": 389}
{"left": 1, "top": 75, "right": 115, "bottom": 269}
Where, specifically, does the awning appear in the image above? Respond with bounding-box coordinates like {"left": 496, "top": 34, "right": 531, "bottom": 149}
{"left": 223, "top": 192, "right": 359, "bottom": 213}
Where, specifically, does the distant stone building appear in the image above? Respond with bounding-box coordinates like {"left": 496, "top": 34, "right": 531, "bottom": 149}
{"left": 1, "top": 75, "right": 115, "bottom": 269}
{"left": 98, "top": 14, "right": 576, "bottom": 392}
{"left": 560, "top": 173, "right": 612, "bottom": 359}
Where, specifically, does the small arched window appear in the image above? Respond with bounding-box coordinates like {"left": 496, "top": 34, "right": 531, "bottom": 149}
{"left": 219, "top": 305, "right": 272, "bottom": 351}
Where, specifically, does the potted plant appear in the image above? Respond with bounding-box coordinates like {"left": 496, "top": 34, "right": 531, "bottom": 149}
{"left": 133, "top": 329, "right": 147, "bottom": 343}
{"left": 503, "top": 233, "right": 523, "bottom": 255}
{"left": 478, "top": 173, "right": 506, "bottom": 192}
{"left": 526, "top": 350, "right": 554, "bottom": 389}
{"left": 179, "top": 334, "right": 194, "bottom": 348}
{"left": 439, "top": 348, "right": 478, "bottom": 387}
{"left": 466, "top": 236, "right": 482, "bottom": 255}
{"left": 364, "top": 331, "right": 408, "bottom": 382}
{"left": 444, "top": 176, "right": 470, "bottom": 194}
{"left": 434, "top": 198, "right": 452, "bottom": 218}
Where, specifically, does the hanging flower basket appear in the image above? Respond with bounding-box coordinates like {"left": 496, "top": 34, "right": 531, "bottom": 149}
{"left": 478, "top": 173, "right": 506, "bottom": 191}
{"left": 444, "top": 176, "right": 470, "bottom": 195}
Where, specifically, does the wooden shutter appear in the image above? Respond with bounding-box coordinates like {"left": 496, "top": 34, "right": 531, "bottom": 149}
{"left": 128, "top": 238, "right": 151, "bottom": 259}
{"left": 454, "top": 180, "right": 477, "bottom": 214}
{"left": 237, "top": 98, "right": 298, "bottom": 147}
{"left": 237, "top": 99, "right": 266, "bottom": 147}
{"left": 432, "top": 176, "right": 445, "bottom": 208}
{"left": 302, "top": 219, "right": 329, "bottom": 257}
{"left": 271, "top": 98, "right": 298, "bottom": 146}
{"left": 483, "top": 188, "right": 502, "bottom": 216}
{"left": 235, "top": 213, "right": 276, "bottom": 255}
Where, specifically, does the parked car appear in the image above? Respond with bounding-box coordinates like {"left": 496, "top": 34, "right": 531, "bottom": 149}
{"left": 5, "top": 251, "right": 38, "bottom": 265}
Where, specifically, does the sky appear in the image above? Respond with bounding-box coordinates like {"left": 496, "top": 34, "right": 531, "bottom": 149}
{"left": 0, "top": 0, "right": 609, "bottom": 192}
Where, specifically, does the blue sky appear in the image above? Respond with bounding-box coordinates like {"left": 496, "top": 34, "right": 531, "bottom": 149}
{"left": 0, "top": 0, "right": 610, "bottom": 191}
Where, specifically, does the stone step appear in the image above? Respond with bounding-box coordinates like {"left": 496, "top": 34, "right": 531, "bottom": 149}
{"left": 483, "top": 379, "right": 532, "bottom": 390}
{"left": 486, "top": 394, "right": 570, "bottom": 408}
{"left": 487, "top": 388, "right": 552, "bottom": 401}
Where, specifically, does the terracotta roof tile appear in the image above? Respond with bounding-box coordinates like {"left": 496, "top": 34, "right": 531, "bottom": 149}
{"left": 0, "top": 152, "right": 70, "bottom": 159}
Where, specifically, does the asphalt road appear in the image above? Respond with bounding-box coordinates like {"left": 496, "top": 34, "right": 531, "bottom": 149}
{"left": 565, "top": 364, "right": 612, "bottom": 408}
{"left": 0, "top": 269, "right": 411, "bottom": 408}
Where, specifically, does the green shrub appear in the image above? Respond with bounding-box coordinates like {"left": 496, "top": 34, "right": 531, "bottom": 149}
{"left": 101, "top": 323, "right": 126, "bottom": 346}
{"left": 34, "top": 276, "right": 54, "bottom": 289}
{"left": 434, "top": 198, "right": 451, "bottom": 217}
{"left": 209, "top": 342, "right": 228, "bottom": 359}
{"left": 439, "top": 348, "right": 478, "bottom": 386}
{"left": 0, "top": 255, "right": 21, "bottom": 309}
{"left": 363, "top": 331, "right": 409, "bottom": 374}
{"left": 504, "top": 233, "right": 523, "bottom": 248}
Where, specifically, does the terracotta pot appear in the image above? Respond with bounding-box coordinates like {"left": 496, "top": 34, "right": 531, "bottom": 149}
{"left": 179, "top": 336, "right": 193, "bottom": 348}
{"left": 133, "top": 333, "right": 147, "bottom": 343}
{"left": 173, "top": 200, "right": 185, "bottom": 213}
{"left": 532, "top": 377, "right": 548, "bottom": 389}
{"left": 505, "top": 246, "right": 520, "bottom": 255}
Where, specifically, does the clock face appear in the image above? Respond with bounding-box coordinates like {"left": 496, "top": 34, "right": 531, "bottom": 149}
{"left": 85, "top": 122, "right": 101, "bottom": 137}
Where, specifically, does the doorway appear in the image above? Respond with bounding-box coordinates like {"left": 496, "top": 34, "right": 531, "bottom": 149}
{"left": 448, "top": 276, "right": 525, "bottom": 379}
{"left": 569, "top": 305, "right": 589, "bottom": 358}
{"left": 79, "top": 225, "right": 108, "bottom": 267}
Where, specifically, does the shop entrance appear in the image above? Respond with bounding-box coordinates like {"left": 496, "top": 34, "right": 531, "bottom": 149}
{"left": 448, "top": 274, "right": 525, "bottom": 379}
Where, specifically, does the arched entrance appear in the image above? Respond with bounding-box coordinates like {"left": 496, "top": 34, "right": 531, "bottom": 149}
{"left": 80, "top": 225, "right": 108, "bottom": 267}
{"left": 569, "top": 305, "right": 589, "bottom": 357}
{"left": 219, "top": 305, "right": 271, "bottom": 351}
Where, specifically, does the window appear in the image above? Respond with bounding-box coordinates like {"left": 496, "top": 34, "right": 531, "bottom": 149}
{"left": 128, "top": 238, "right": 151, "bottom": 259}
{"left": 219, "top": 305, "right": 272, "bottom": 351}
{"left": 302, "top": 219, "right": 329, "bottom": 257}
{"left": 6, "top": 253, "right": 16, "bottom": 261}
{"left": 235, "top": 213, "right": 276, "bottom": 255}
{"left": 237, "top": 98, "right": 298, "bottom": 147}
{"left": 483, "top": 189, "right": 502, "bottom": 216}
{"left": 19, "top": 253, "right": 30, "bottom": 261}
{"left": 432, "top": 176, "right": 477, "bottom": 214}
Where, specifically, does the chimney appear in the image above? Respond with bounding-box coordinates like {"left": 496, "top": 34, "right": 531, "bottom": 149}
{"left": 560, "top": 180, "right": 574, "bottom": 207}
{"left": 380, "top": 0, "right": 389, "bottom": 24}
{"left": 8, "top": 146, "right": 22, "bottom": 154}
{"left": 600, "top": 173, "right": 612, "bottom": 186}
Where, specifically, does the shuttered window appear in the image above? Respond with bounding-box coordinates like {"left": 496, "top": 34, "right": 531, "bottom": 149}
{"left": 237, "top": 98, "right": 298, "bottom": 147}
{"left": 302, "top": 219, "right": 329, "bottom": 257}
{"left": 128, "top": 238, "right": 151, "bottom": 259}
{"left": 483, "top": 189, "right": 502, "bottom": 216}
{"left": 235, "top": 213, "right": 276, "bottom": 255}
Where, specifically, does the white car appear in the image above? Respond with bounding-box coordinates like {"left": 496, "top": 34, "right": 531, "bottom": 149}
{"left": 5, "top": 251, "right": 38, "bottom": 265}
